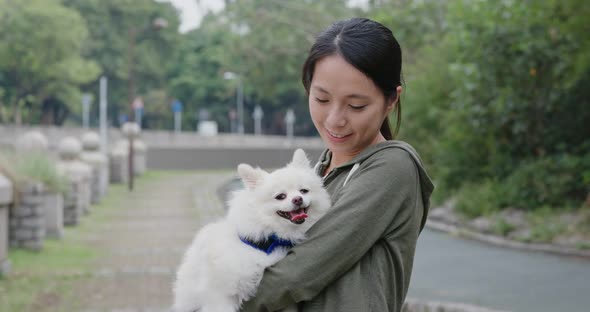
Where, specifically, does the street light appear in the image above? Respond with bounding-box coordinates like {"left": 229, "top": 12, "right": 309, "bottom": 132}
{"left": 224, "top": 71, "right": 244, "bottom": 135}
{"left": 127, "top": 17, "right": 168, "bottom": 123}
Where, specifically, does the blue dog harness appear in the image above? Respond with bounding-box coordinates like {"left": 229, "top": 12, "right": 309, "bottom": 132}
{"left": 240, "top": 234, "right": 294, "bottom": 254}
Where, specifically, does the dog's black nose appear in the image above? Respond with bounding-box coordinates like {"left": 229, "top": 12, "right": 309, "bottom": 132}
{"left": 292, "top": 196, "right": 303, "bottom": 206}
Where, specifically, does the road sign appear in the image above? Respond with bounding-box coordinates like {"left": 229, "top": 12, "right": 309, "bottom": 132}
{"left": 172, "top": 99, "right": 183, "bottom": 113}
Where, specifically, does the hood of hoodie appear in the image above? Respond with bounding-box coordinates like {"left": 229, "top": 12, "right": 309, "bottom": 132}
{"left": 315, "top": 140, "right": 435, "bottom": 231}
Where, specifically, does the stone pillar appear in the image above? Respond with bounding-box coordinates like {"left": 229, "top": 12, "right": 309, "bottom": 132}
{"left": 120, "top": 122, "right": 145, "bottom": 177}
{"left": 42, "top": 192, "right": 64, "bottom": 239}
{"left": 56, "top": 137, "right": 93, "bottom": 220}
{"left": 9, "top": 182, "right": 45, "bottom": 251}
{"left": 133, "top": 139, "right": 147, "bottom": 176}
{"left": 13, "top": 130, "right": 64, "bottom": 241}
{"left": 14, "top": 130, "right": 48, "bottom": 152}
{"left": 80, "top": 132, "right": 109, "bottom": 203}
{"left": 114, "top": 139, "right": 146, "bottom": 177}
{"left": 109, "top": 144, "right": 129, "bottom": 184}
{"left": 0, "top": 174, "right": 13, "bottom": 275}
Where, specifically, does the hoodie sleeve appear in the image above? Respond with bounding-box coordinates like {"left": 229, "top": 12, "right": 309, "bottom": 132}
{"left": 240, "top": 148, "right": 421, "bottom": 311}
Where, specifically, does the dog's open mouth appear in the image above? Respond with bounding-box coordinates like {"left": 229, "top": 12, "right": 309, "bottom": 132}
{"left": 277, "top": 207, "right": 309, "bottom": 224}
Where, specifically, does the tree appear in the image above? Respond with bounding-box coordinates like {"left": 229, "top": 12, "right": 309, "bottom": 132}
{"left": 61, "top": 0, "right": 182, "bottom": 127}
{"left": 0, "top": 0, "right": 100, "bottom": 124}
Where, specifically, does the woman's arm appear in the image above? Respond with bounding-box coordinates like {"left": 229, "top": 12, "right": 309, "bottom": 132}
{"left": 241, "top": 149, "right": 420, "bottom": 311}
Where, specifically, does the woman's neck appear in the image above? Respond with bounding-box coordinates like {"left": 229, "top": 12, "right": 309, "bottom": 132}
{"left": 328, "top": 134, "right": 387, "bottom": 169}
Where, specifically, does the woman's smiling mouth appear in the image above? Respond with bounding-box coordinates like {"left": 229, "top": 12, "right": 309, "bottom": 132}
{"left": 326, "top": 129, "right": 352, "bottom": 142}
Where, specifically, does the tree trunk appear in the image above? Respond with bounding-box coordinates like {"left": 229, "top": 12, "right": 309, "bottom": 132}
{"left": 13, "top": 100, "right": 22, "bottom": 125}
{"left": 41, "top": 100, "right": 55, "bottom": 125}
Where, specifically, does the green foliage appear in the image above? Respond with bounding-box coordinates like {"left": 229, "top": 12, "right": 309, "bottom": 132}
{"left": 216, "top": 0, "right": 356, "bottom": 100}
{"left": 525, "top": 207, "right": 567, "bottom": 243}
{"left": 389, "top": 0, "right": 590, "bottom": 213}
{"left": 0, "top": 0, "right": 100, "bottom": 124}
{"left": 500, "top": 154, "right": 590, "bottom": 211}
{"left": 182, "top": 0, "right": 359, "bottom": 134}
{"left": 455, "top": 180, "right": 502, "bottom": 218}
{"left": 369, "top": 0, "right": 449, "bottom": 60}
{"left": 165, "top": 22, "right": 234, "bottom": 131}
{"left": 0, "top": 150, "right": 68, "bottom": 194}
{"left": 491, "top": 217, "right": 516, "bottom": 237}
{"left": 61, "top": 0, "right": 182, "bottom": 126}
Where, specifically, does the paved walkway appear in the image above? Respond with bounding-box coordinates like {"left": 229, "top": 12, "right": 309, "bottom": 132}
{"left": 70, "top": 171, "right": 232, "bottom": 311}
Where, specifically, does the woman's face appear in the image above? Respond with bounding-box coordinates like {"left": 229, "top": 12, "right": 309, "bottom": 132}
{"left": 309, "top": 54, "right": 396, "bottom": 160}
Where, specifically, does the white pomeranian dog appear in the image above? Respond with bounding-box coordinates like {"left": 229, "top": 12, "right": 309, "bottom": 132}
{"left": 172, "top": 149, "right": 331, "bottom": 312}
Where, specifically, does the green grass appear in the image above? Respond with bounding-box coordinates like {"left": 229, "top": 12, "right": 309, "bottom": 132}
{"left": 491, "top": 217, "right": 516, "bottom": 237}
{"left": 0, "top": 273, "right": 83, "bottom": 312}
{"left": 8, "top": 239, "right": 98, "bottom": 275}
{"left": 0, "top": 232, "right": 98, "bottom": 311}
{"left": 526, "top": 207, "right": 568, "bottom": 243}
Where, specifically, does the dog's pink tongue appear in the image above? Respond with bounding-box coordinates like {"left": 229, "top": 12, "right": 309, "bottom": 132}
{"left": 289, "top": 208, "right": 308, "bottom": 222}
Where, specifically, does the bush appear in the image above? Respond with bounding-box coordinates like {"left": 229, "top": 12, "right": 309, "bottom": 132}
{"left": 430, "top": 1, "right": 590, "bottom": 215}
{"left": 491, "top": 217, "right": 516, "bottom": 237}
{"left": 500, "top": 154, "right": 589, "bottom": 211}
{"left": 455, "top": 180, "right": 503, "bottom": 218}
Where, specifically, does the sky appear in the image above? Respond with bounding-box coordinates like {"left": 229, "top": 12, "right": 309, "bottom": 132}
{"left": 166, "top": 0, "right": 225, "bottom": 33}
{"left": 166, "top": 0, "right": 368, "bottom": 33}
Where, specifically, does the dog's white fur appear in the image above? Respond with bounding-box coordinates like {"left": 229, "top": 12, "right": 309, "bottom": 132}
{"left": 173, "top": 149, "right": 331, "bottom": 312}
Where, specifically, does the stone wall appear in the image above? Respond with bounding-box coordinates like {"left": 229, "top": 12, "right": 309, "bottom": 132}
{"left": 0, "top": 124, "right": 323, "bottom": 149}
{"left": 63, "top": 180, "right": 83, "bottom": 226}
{"left": 9, "top": 182, "right": 46, "bottom": 251}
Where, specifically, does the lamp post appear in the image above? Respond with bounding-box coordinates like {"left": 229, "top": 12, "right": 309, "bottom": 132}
{"left": 223, "top": 72, "right": 244, "bottom": 135}
{"left": 122, "top": 122, "right": 140, "bottom": 191}
{"left": 127, "top": 17, "right": 168, "bottom": 122}
{"left": 99, "top": 76, "right": 108, "bottom": 155}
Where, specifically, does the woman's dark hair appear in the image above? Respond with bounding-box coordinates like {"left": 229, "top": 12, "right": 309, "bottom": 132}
{"left": 302, "top": 17, "right": 402, "bottom": 140}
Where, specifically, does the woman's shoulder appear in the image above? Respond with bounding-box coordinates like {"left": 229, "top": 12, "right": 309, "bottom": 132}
{"left": 356, "top": 140, "right": 421, "bottom": 169}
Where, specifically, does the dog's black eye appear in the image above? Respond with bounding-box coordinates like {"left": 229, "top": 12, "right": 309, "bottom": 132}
{"left": 275, "top": 193, "right": 287, "bottom": 200}
{"left": 300, "top": 189, "right": 309, "bottom": 194}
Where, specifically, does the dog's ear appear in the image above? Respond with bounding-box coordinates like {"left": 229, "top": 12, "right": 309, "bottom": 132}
{"left": 238, "top": 164, "right": 267, "bottom": 190}
{"left": 289, "top": 148, "right": 311, "bottom": 169}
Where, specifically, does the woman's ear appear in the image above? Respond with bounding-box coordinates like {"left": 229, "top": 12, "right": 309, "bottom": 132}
{"left": 395, "top": 86, "right": 403, "bottom": 102}
{"left": 386, "top": 86, "right": 402, "bottom": 113}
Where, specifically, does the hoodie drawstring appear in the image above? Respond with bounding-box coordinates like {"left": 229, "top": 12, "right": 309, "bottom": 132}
{"left": 342, "top": 163, "right": 360, "bottom": 187}
{"left": 315, "top": 161, "right": 360, "bottom": 187}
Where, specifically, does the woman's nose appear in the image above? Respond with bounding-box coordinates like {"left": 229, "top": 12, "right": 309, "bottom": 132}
{"left": 325, "top": 107, "right": 347, "bottom": 128}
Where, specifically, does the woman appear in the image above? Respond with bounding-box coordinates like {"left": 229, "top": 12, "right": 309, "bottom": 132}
{"left": 242, "top": 17, "right": 434, "bottom": 312}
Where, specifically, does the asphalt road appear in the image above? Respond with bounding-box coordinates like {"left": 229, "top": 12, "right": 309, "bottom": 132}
{"left": 408, "top": 228, "right": 590, "bottom": 312}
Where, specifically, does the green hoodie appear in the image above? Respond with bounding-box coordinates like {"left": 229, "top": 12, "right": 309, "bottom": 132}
{"left": 241, "top": 140, "right": 434, "bottom": 312}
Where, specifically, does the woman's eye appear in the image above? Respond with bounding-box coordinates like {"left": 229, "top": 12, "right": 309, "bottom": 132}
{"left": 315, "top": 98, "right": 329, "bottom": 103}
{"left": 350, "top": 105, "right": 366, "bottom": 110}
{"left": 275, "top": 193, "right": 287, "bottom": 200}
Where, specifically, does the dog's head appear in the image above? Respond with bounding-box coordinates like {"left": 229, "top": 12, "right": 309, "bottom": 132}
{"left": 229, "top": 149, "right": 331, "bottom": 241}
